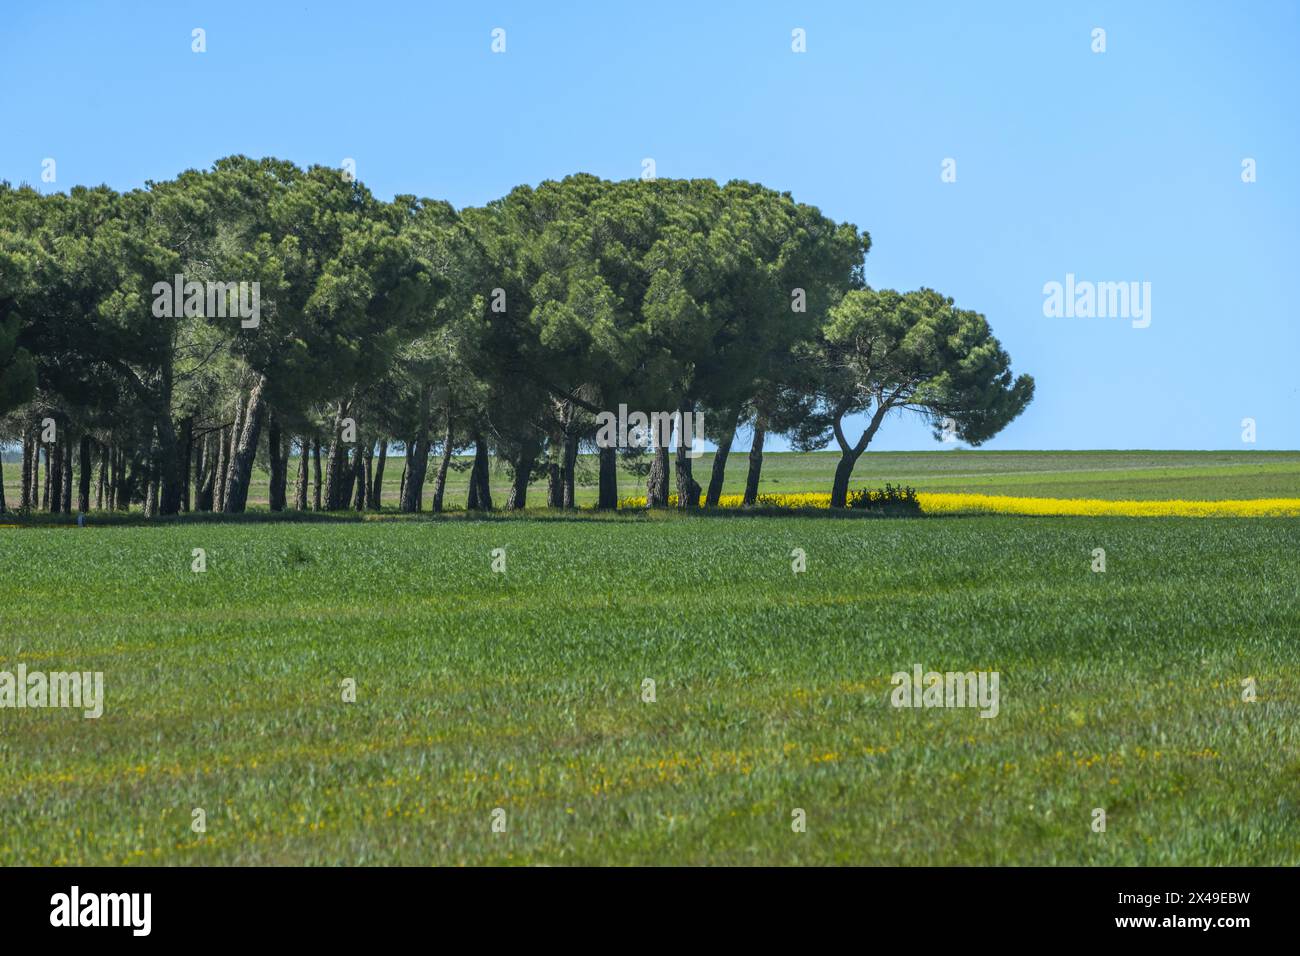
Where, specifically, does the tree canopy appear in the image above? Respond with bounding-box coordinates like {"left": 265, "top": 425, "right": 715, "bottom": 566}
{"left": 0, "top": 158, "right": 1032, "bottom": 516}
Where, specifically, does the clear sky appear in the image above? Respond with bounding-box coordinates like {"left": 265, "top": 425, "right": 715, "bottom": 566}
{"left": 2, "top": 1, "right": 1296, "bottom": 450}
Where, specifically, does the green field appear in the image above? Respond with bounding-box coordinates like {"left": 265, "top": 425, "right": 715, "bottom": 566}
{"left": 2, "top": 451, "right": 1298, "bottom": 865}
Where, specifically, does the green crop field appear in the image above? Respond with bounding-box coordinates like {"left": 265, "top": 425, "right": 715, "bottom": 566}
{"left": 2, "top": 450, "right": 1298, "bottom": 865}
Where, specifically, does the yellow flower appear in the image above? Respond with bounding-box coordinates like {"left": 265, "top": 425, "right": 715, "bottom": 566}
{"left": 614, "top": 492, "right": 1300, "bottom": 517}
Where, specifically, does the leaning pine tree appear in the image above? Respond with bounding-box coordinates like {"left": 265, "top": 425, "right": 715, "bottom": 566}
{"left": 791, "top": 287, "right": 1035, "bottom": 507}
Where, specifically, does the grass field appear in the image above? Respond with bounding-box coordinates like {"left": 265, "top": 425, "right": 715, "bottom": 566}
{"left": 2, "top": 451, "right": 1299, "bottom": 865}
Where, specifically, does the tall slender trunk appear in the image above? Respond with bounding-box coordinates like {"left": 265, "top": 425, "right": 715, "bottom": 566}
{"left": 361, "top": 440, "right": 375, "bottom": 510}
{"left": 148, "top": 449, "right": 160, "bottom": 516}
{"left": 77, "top": 432, "right": 92, "bottom": 513}
{"left": 324, "top": 401, "right": 350, "bottom": 511}
{"left": 294, "top": 438, "right": 309, "bottom": 511}
{"left": 705, "top": 408, "right": 741, "bottom": 507}
{"left": 178, "top": 416, "right": 193, "bottom": 513}
{"left": 96, "top": 442, "right": 107, "bottom": 510}
{"left": 0, "top": 453, "right": 6, "bottom": 513}
{"left": 561, "top": 432, "right": 577, "bottom": 509}
{"left": 743, "top": 414, "right": 767, "bottom": 506}
{"left": 546, "top": 436, "right": 563, "bottom": 508}
{"left": 369, "top": 441, "right": 387, "bottom": 511}
{"left": 196, "top": 434, "right": 215, "bottom": 512}
{"left": 117, "top": 447, "right": 130, "bottom": 511}
{"left": 49, "top": 435, "right": 63, "bottom": 513}
{"left": 20, "top": 424, "right": 34, "bottom": 511}
{"left": 432, "top": 417, "right": 453, "bottom": 513}
{"left": 352, "top": 442, "right": 367, "bottom": 511}
{"left": 225, "top": 376, "right": 268, "bottom": 514}
{"left": 61, "top": 439, "right": 73, "bottom": 513}
{"left": 189, "top": 430, "right": 202, "bottom": 512}
{"left": 220, "top": 394, "right": 245, "bottom": 512}
{"left": 30, "top": 435, "right": 41, "bottom": 509}
{"left": 107, "top": 446, "right": 117, "bottom": 511}
{"left": 143, "top": 436, "right": 158, "bottom": 518}
{"left": 267, "top": 410, "right": 286, "bottom": 512}
{"left": 214, "top": 425, "right": 230, "bottom": 512}
{"left": 42, "top": 443, "right": 52, "bottom": 509}
{"left": 311, "top": 438, "right": 322, "bottom": 511}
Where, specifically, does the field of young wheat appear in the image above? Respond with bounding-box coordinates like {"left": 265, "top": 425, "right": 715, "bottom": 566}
{"left": 2, "top": 451, "right": 1297, "bottom": 865}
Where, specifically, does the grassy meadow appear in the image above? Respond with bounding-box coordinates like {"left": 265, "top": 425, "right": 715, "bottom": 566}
{"left": 1, "top": 450, "right": 1298, "bottom": 865}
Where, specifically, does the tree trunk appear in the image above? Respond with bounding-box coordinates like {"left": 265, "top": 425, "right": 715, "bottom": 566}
{"left": 432, "top": 419, "right": 453, "bottom": 513}
{"left": 468, "top": 434, "right": 493, "bottom": 511}
{"left": 154, "top": 415, "right": 184, "bottom": 517}
{"left": 267, "top": 410, "right": 286, "bottom": 512}
{"left": 506, "top": 442, "right": 537, "bottom": 511}
{"left": 30, "top": 436, "right": 41, "bottom": 510}
{"left": 294, "top": 438, "right": 309, "bottom": 511}
{"left": 0, "top": 453, "right": 6, "bottom": 513}
{"left": 546, "top": 437, "right": 563, "bottom": 508}
{"left": 369, "top": 441, "right": 386, "bottom": 511}
{"left": 647, "top": 446, "right": 670, "bottom": 508}
{"left": 107, "top": 447, "right": 117, "bottom": 511}
{"left": 339, "top": 444, "right": 357, "bottom": 510}
{"left": 42, "top": 442, "right": 52, "bottom": 509}
{"left": 143, "top": 438, "right": 158, "bottom": 518}
{"left": 96, "top": 442, "right": 107, "bottom": 510}
{"left": 705, "top": 408, "right": 741, "bottom": 507}
{"left": 743, "top": 414, "right": 767, "bottom": 506}
{"left": 196, "top": 434, "right": 216, "bottom": 512}
{"left": 360, "top": 440, "right": 375, "bottom": 510}
{"left": 224, "top": 375, "right": 268, "bottom": 514}
{"left": 674, "top": 401, "right": 701, "bottom": 510}
{"left": 324, "top": 402, "right": 350, "bottom": 511}
{"left": 19, "top": 424, "right": 33, "bottom": 511}
{"left": 561, "top": 432, "right": 577, "bottom": 509}
{"left": 179, "top": 416, "right": 193, "bottom": 513}
{"left": 311, "top": 438, "right": 322, "bottom": 511}
{"left": 830, "top": 450, "right": 862, "bottom": 508}
{"left": 190, "top": 431, "right": 202, "bottom": 512}
{"left": 60, "top": 438, "right": 73, "bottom": 513}
{"left": 352, "top": 443, "right": 367, "bottom": 511}
{"left": 117, "top": 447, "right": 130, "bottom": 511}
{"left": 49, "top": 435, "right": 62, "bottom": 513}
{"left": 77, "top": 432, "right": 92, "bottom": 513}
{"left": 596, "top": 445, "right": 618, "bottom": 510}
{"left": 214, "top": 425, "right": 230, "bottom": 513}
{"left": 647, "top": 414, "right": 672, "bottom": 508}
{"left": 400, "top": 437, "right": 430, "bottom": 513}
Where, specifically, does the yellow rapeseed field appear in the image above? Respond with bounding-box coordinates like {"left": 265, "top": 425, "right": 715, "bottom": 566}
{"left": 616, "top": 492, "right": 1300, "bottom": 517}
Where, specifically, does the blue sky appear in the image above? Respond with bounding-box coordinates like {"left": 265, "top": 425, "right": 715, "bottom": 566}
{"left": 2, "top": 0, "right": 1296, "bottom": 450}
